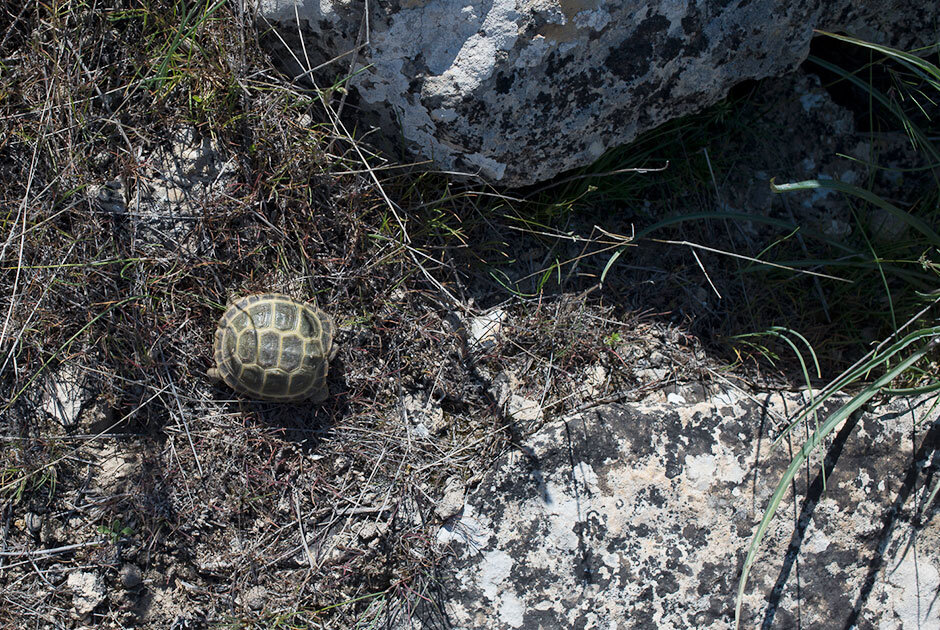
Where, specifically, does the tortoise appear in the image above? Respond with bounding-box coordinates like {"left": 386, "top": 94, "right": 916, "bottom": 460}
{"left": 208, "top": 293, "right": 337, "bottom": 402}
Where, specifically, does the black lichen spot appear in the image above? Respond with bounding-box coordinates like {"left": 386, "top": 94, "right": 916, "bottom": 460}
{"left": 509, "top": 558, "right": 565, "bottom": 596}
{"left": 631, "top": 522, "right": 652, "bottom": 541}
{"left": 568, "top": 419, "right": 623, "bottom": 468}
{"left": 681, "top": 10, "right": 703, "bottom": 34}
{"left": 644, "top": 485, "right": 667, "bottom": 508}
{"left": 697, "top": 561, "right": 729, "bottom": 597}
{"left": 573, "top": 544, "right": 598, "bottom": 585}
{"left": 661, "top": 35, "right": 683, "bottom": 60}
{"left": 680, "top": 411, "right": 721, "bottom": 457}
{"left": 545, "top": 49, "right": 574, "bottom": 77}
{"left": 604, "top": 15, "right": 670, "bottom": 82}
{"left": 606, "top": 534, "right": 632, "bottom": 556}
{"left": 664, "top": 449, "right": 684, "bottom": 479}
{"left": 704, "top": 0, "right": 741, "bottom": 10}
{"left": 682, "top": 522, "right": 709, "bottom": 549}
{"left": 573, "top": 510, "right": 608, "bottom": 542}
{"left": 522, "top": 609, "right": 562, "bottom": 629}
{"left": 534, "top": 90, "right": 553, "bottom": 112}
{"left": 571, "top": 69, "right": 605, "bottom": 109}
{"left": 654, "top": 570, "right": 680, "bottom": 596}
{"left": 722, "top": 25, "right": 744, "bottom": 51}
{"left": 682, "top": 27, "right": 710, "bottom": 58}
{"left": 691, "top": 598, "right": 728, "bottom": 627}
{"left": 494, "top": 71, "right": 514, "bottom": 94}
{"left": 489, "top": 460, "right": 548, "bottom": 510}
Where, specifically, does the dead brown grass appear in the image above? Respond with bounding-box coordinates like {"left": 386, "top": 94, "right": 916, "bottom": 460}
{"left": 0, "top": 2, "right": 684, "bottom": 626}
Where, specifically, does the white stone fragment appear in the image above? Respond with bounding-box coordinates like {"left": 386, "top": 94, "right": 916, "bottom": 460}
{"left": 469, "top": 309, "right": 507, "bottom": 350}
{"left": 42, "top": 365, "right": 92, "bottom": 427}
{"left": 67, "top": 571, "right": 107, "bottom": 616}
{"left": 435, "top": 477, "right": 466, "bottom": 521}
{"left": 507, "top": 394, "right": 542, "bottom": 425}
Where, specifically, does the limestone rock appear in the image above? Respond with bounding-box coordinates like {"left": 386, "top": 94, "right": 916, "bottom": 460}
{"left": 435, "top": 476, "right": 467, "bottom": 521}
{"left": 468, "top": 309, "right": 507, "bottom": 351}
{"left": 95, "top": 126, "right": 235, "bottom": 253}
{"left": 428, "top": 392, "right": 940, "bottom": 628}
{"left": 402, "top": 392, "right": 447, "bottom": 436}
{"left": 67, "top": 571, "right": 107, "bottom": 617}
{"left": 242, "top": 585, "right": 267, "bottom": 611}
{"left": 41, "top": 365, "right": 112, "bottom": 429}
{"left": 506, "top": 393, "right": 542, "bottom": 427}
{"left": 257, "top": 0, "right": 937, "bottom": 186}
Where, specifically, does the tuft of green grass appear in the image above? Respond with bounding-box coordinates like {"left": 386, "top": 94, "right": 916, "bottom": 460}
{"left": 735, "top": 322, "right": 940, "bottom": 627}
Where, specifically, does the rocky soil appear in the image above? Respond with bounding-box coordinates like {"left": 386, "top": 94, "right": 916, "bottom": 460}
{"left": 1, "top": 8, "right": 938, "bottom": 627}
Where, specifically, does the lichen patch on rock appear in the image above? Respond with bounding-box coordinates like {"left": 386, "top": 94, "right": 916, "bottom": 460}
{"left": 417, "top": 394, "right": 940, "bottom": 629}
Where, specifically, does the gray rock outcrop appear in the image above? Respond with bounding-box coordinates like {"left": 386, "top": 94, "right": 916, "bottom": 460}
{"left": 420, "top": 392, "right": 939, "bottom": 628}
{"left": 257, "top": 0, "right": 937, "bottom": 186}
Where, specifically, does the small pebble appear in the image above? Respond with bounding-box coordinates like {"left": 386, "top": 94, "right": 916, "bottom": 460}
{"left": 435, "top": 477, "right": 466, "bottom": 521}
{"left": 243, "top": 585, "right": 266, "bottom": 610}
{"left": 119, "top": 564, "right": 142, "bottom": 589}
{"left": 24, "top": 512, "right": 43, "bottom": 535}
{"left": 67, "top": 571, "right": 106, "bottom": 616}
{"left": 468, "top": 309, "right": 507, "bottom": 350}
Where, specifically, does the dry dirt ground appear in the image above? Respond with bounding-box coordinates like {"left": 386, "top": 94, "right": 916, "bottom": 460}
{"left": 1, "top": 5, "right": 938, "bottom": 628}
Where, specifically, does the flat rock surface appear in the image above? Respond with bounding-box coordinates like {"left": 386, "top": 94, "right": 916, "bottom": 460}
{"left": 422, "top": 392, "right": 940, "bottom": 629}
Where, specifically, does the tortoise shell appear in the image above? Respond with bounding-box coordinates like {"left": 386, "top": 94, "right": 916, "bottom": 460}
{"left": 211, "top": 293, "right": 336, "bottom": 402}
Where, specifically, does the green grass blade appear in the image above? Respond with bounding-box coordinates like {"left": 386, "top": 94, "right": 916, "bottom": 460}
{"left": 806, "top": 55, "right": 940, "bottom": 165}
{"left": 771, "top": 178, "right": 940, "bottom": 248}
{"left": 634, "top": 210, "right": 857, "bottom": 253}
{"left": 600, "top": 247, "right": 626, "bottom": 285}
{"left": 149, "top": 0, "right": 226, "bottom": 92}
{"left": 733, "top": 328, "right": 821, "bottom": 385}
{"left": 814, "top": 30, "right": 940, "bottom": 84}
{"left": 767, "top": 327, "right": 821, "bottom": 379}
{"left": 883, "top": 381, "right": 940, "bottom": 395}
{"left": 771, "top": 327, "right": 940, "bottom": 449}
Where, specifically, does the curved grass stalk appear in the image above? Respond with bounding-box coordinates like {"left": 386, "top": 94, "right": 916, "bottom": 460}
{"left": 634, "top": 210, "right": 856, "bottom": 251}
{"left": 771, "top": 326, "right": 940, "bottom": 448}
{"left": 806, "top": 53, "right": 940, "bottom": 166}
{"left": 600, "top": 210, "right": 861, "bottom": 285}
{"left": 813, "top": 31, "right": 940, "bottom": 91}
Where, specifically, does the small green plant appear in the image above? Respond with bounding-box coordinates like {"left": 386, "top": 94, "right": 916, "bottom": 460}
{"left": 98, "top": 518, "right": 134, "bottom": 543}
{"left": 604, "top": 331, "right": 623, "bottom": 347}
{"left": 1, "top": 465, "right": 58, "bottom": 505}
{"left": 145, "top": 0, "right": 228, "bottom": 95}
